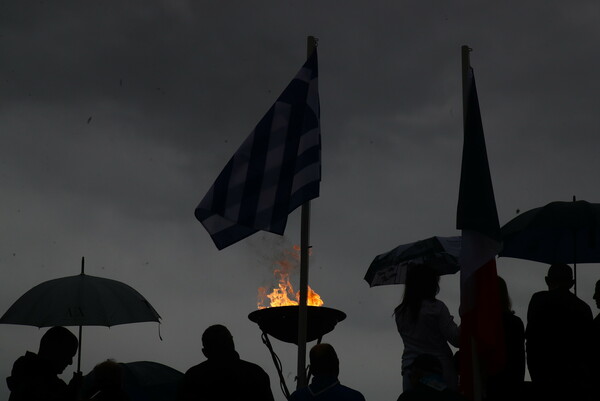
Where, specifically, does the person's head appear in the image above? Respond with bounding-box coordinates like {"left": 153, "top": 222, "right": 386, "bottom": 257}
{"left": 497, "top": 276, "right": 512, "bottom": 313}
{"left": 93, "top": 359, "right": 123, "bottom": 392}
{"left": 394, "top": 265, "right": 440, "bottom": 320}
{"left": 309, "top": 343, "right": 339, "bottom": 379}
{"left": 38, "top": 326, "right": 78, "bottom": 374}
{"left": 202, "top": 324, "right": 235, "bottom": 359}
{"left": 593, "top": 280, "right": 600, "bottom": 309}
{"left": 545, "top": 264, "right": 574, "bottom": 290}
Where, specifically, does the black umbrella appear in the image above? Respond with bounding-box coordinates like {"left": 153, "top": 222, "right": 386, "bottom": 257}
{"left": 82, "top": 361, "right": 183, "bottom": 401}
{"left": 500, "top": 199, "right": 600, "bottom": 293}
{"left": 0, "top": 258, "right": 161, "bottom": 372}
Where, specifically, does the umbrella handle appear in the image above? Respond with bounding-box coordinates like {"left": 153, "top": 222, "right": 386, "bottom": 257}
{"left": 77, "top": 325, "right": 82, "bottom": 373}
{"left": 572, "top": 197, "right": 577, "bottom": 295}
{"left": 78, "top": 257, "right": 84, "bottom": 372}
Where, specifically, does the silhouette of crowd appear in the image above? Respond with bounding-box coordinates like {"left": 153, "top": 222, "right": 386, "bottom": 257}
{"left": 395, "top": 263, "right": 599, "bottom": 401}
{"left": 6, "top": 262, "right": 600, "bottom": 401}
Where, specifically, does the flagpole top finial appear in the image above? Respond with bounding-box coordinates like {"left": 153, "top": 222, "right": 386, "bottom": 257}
{"left": 307, "top": 36, "right": 318, "bottom": 57}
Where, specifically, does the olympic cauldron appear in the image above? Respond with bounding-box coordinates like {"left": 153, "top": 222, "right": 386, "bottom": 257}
{"left": 248, "top": 262, "right": 346, "bottom": 398}
{"left": 249, "top": 272, "right": 345, "bottom": 344}
{"left": 248, "top": 305, "right": 346, "bottom": 344}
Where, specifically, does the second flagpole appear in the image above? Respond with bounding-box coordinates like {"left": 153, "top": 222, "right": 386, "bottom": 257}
{"left": 461, "top": 44, "right": 484, "bottom": 401}
{"left": 296, "top": 35, "right": 317, "bottom": 390}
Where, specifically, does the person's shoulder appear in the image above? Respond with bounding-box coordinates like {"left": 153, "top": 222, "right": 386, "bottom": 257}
{"left": 289, "top": 387, "right": 311, "bottom": 401}
{"left": 572, "top": 293, "right": 593, "bottom": 315}
{"left": 399, "top": 386, "right": 466, "bottom": 401}
{"left": 238, "top": 358, "right": 266, "bottom": 370}
{"left": 238, "top": 358, "right": 269, "bottom": 376}
{"left": 571, "top": 292, "right": 591, "bottom": 307}
{"left": 424, "top": 299, "right": 450, "bottom": 314}
{"left": 338, "top": 384, "right": 366, "bottom": 401}
{"left": 184, "top": 360, "right": 209, "bottom": 376}
{"left": 7, "top": 353, "right": 36, "bottom": 392}
{"left": 11, "top": 351, "right": 40, "bottom": 372}
{"left": 528, "top": 290, "right": 550, "bottom": 307}
{"left": 559, "top": 290, "right": 592, "bottom": 311}
{"left": 530, "top": 290, "right": 548, "bottom": 300}
{"left": 423, "top": 298, "right": 445, "bottom": 308}
{"left": 505, "top": 310, "right": 524, "bottom": 324}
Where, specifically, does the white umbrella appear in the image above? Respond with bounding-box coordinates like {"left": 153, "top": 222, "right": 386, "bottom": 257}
{"left": 365, "top": 236, "right": 461, "bottom": 286}
{"left": 0, "top": 257, "right": 161, "bottom": 371}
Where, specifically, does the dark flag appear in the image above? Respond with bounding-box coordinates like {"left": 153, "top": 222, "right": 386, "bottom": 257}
{"left": 457, "top": 66, "right": 505, "bottom": 399}
{"left": 195, "top": 51, "right": 321, "bottom": 250}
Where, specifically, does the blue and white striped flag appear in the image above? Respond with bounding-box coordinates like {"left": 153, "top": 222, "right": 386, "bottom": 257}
{"left": 195, "top": 50, "right": 321, "bottom": 250}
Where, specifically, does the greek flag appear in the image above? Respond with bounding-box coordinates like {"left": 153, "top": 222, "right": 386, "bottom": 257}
{"left": 195, "top": 50, "right": 321, "bottom": 250}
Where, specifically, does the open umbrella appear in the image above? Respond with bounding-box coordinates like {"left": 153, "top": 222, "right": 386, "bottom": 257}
{"left": 82, "top": 361, "right": 183, "bottom": 401}
{"left": 0, "top": 257, "right": 161, "bottom": 371}
{"left": 500, "top": 199, "right": 600, "bottom": 293}
{"left": 364, "top": 236, "right": 461, "bottom": 286}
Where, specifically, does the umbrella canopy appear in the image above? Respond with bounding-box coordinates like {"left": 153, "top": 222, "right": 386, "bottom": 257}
{"left": 500, "top": 200, "right": 600, "bottom": 264}
{"left": 0, "top": 258, "right": 161, "bottom": 372}
{"left": 0, "top": 273, "right": 161, "bottom": 327}
{"left": 82, "top": 361, "right": 183, "bottom": 401}
{"left": 364, "top": 236, "right": 461, "bottom": 286}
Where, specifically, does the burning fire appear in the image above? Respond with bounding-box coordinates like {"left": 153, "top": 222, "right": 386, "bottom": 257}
{"left": 257, "top": 245, "right": 324, "bottom": 309}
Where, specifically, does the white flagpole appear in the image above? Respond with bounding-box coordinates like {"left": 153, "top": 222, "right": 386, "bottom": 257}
{"left": 296, "top": 35, "right": 317, "bottom": 389}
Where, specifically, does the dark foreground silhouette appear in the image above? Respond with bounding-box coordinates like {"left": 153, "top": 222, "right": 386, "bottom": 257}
{"left": 592, "top": 280, "right": 600, "bottom": 401}
{"left": 485, "top": 276, "right": 525, "bottom": 401}
{"left": 526, "top": 264, "right": 593, "bottom": 401}
{"left": 397, "top": 353, "right": 467, "bottom": 401}
{"left": 80, "top": 360, "right": 182, "bottom": 401}
{"left": 8, "top": 266, "right": 600, "bottom": 401}
{"left": 6, "top": 326, "right": 82, "bottom": 401}
{"left": 289, "top": 343, "right": 365, "bottom": 401}
{"left": 83, "top": 359, "right": 130, "bottom": 401}
{"left": 177, "top": 324, "right": 274, "bottom": 401}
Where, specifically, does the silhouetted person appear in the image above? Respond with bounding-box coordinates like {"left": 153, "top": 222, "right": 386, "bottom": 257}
{"left": 6, "top": 326, "right": 82, "bottom": 401}
{"left": 486, "top": 276, "right": 525, "bottom": 401}
{"left": 526, "top": 264, "right": 592, "bottom": 401}
{"left": 178, "top": 324, "right": 274, "bottom": 401}
{"left": 289, "top": 343, "right": 365, "bottom": 401}
{"left": 590, "top": 280, "right": 600, "bottom": 400}
{"left": 86, "top": 359, "right": 129, "bottom": 401}
{"left": 397, "top": 354, "right": 467, "bottom": 401}
{"left": 592, "top": 279, "right": 600, "bottom": 344}
{"left": 394, "top": 265, "right": 459, "bottom": 392}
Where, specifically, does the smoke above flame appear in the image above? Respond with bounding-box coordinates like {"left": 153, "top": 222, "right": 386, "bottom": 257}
{"left": 257, "top": 245, "right": 324, "bottom": 309}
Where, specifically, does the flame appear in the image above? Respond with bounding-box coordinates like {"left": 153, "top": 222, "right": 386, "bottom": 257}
{"left": 257, "top": 245, "right": 324, "bottom": 309}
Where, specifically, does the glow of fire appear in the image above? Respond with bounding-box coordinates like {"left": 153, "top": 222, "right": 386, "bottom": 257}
{"left": 257, "top": 245, "right": 324, "bottom": 309}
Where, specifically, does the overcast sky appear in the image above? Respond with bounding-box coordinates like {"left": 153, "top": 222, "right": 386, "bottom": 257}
{"left": 1, "top": 1, "right": 599, "bottom": 400}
